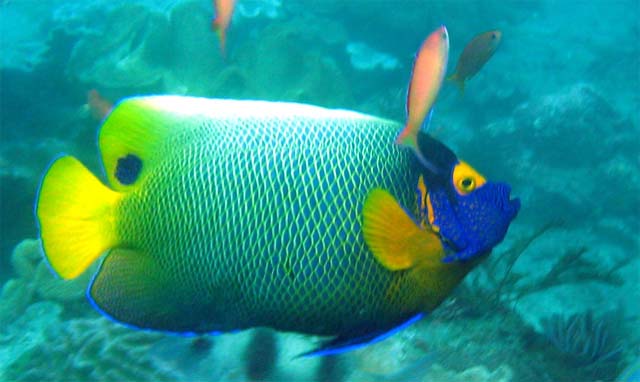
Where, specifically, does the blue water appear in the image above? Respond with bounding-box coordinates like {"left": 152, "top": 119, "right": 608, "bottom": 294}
{"left": 1, "top": 0, "right": 638, "bottom": 381}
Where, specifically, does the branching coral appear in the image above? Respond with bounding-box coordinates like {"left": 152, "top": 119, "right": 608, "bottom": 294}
{"left": 429, "top": 222, "right": 634, "bottom": 382}
{"left": 452, "top": 221, "right": 632, "bottom": 316}
{"left": 539, "top": 310, "right": 625, "bottom": 367}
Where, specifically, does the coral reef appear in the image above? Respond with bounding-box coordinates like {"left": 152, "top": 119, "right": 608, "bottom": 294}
{"left": 0, "top": 239, "right": 182, "bottom": 382}
{"left": 0, "top": 1, "right": 638, "bottom": 381}
{"left": 66, "top": 3, "right": 170, "bottom": 89}
{"left": 443, "top": 222, "right": 631, "bottom": 321}
{"left": 0, "top": 2, "right": 51, "bottom": 70}
{"left": 236, "top": 0, "right": 282, "bottom": 19}
{"left": 1, "top": 302, "right": 176, "bottom": 382}
{"left": 161, "top": 0, "right": 224, "bottom": 95}
{"left": 425, "top": 364, "right": 513, "bottom": 382}
{"left": 508, "top": 84, "right": 632, "bottom": 168}
{"left": 424, "top": 223, "right": 635, "bottom": 382}
{"left": 539, "top": 310, "right": 624, "bottom": 367}
{"left": 460, "top": 84, "right": 639, "bottom": 232}
{"left": 345, "top": 42, "right": 400, "bottom": 71}
{"left": 9, "top": 231, "right": 627, "bottom": 382}
{"left": 523, "top": 308, "right": 633, "bottom": 381}
{"left": 231, "top": 20, "right": 355, "bottom": 108}
{"left": 0, "top": 239, "right": 93, "bottom": 327}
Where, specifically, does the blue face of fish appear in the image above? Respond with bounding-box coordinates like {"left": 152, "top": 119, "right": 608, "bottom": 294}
{"left": 417, "top": 133, "right": 520, "bottom": 262}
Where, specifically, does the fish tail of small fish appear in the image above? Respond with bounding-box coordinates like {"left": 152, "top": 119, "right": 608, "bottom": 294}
{"left": 35, "top": 155, "right": 123, "bottom": 280}
{"left": 395, "top": 123, "right": 419, "bottom": 151}
{"left": 446, "top": 73, "right": 465, "bottom": 95}
{"left": 211, "top": 19, "right": 227, "bottom": 57}
{"left": 87, "top": 89, "right": 113, "bottom": 121}
{"left": 395, "top": 126, "right": 438, "bottom": 173}
{"left": 211, "top": 17, "right": 220, "bottom": 32}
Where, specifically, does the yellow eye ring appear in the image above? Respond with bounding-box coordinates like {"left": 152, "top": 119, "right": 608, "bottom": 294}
{"left": 453, "top": 161, "right": 486, "bottom": 195}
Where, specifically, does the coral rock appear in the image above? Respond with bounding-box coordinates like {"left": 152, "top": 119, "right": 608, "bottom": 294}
{"left": 427, "top": 364, "right": 513, "bottom": 382}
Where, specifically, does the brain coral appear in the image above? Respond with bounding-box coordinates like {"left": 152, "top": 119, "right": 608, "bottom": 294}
{"left": 2, "top": 302, "right": 176, "bottom": 382}
{"left": 0, "top": 239, "right": 95, "bottom": 327}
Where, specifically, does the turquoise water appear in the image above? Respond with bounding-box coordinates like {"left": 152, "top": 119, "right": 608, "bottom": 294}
{"left": 1, "top": 0, "right": 638, "bottom": 381}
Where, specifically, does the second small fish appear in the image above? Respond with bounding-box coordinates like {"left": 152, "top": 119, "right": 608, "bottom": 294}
{"left": 448, "top": 30, "right": 502, "bottom": 94}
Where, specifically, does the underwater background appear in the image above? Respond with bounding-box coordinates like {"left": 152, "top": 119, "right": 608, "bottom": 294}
{"left": 0, "top": 0, "right": 638, "bottom": 381}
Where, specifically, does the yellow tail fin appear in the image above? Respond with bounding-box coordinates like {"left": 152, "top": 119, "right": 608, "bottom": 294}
{"left": 36, "top": 156, "right": 123, "bottom": 279}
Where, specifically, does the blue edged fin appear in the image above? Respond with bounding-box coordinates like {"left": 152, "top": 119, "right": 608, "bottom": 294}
{"left": 89, "top": 249, "right": 217, "bottom": 334}
{"left": 412, "top": 108, "right": 438, "bottom": 172}
{"left": 298, "top": 313, "right": 424, "bottom": 358}
{"left": 422, "top": 108, "right": 434, "bottom": 132}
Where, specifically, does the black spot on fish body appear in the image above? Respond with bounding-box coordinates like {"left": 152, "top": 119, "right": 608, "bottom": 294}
{"left": 115, "top": 154, "right": 142, "bottom": 185}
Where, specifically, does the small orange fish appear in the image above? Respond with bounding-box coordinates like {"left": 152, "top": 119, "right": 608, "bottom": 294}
{"left": 212, "top": 0, "right": 236, "bottom": 56}
{"left": 87, "top": 89, "right": 112, "bottom": 120}
{"left": 448, "top": 30, "right": 502, "bottom": 94}
{"left": 396, "top": 26, "right": 449, "bottom": 165}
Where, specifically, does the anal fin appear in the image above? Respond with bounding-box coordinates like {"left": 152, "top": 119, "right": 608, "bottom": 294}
{"left": 298, "top": 313, "right": 424, "bottom": 358}
{"left": 89, "top": 249, "right": 216, "bottom": 334}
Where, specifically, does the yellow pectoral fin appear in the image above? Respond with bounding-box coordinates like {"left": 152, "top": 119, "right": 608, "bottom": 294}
{"left": 362, "top": 188, "right": 444, "bottom": 271}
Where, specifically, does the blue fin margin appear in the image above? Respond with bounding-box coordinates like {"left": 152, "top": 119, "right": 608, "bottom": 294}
{"left": 297, "top": 313, "right": 424, "bottom": 358}
{"left": 422, "top": 108, "right": 434, "bottom": 133}
{"left": 413, "top": 108, "right": 439, "bottom": 173}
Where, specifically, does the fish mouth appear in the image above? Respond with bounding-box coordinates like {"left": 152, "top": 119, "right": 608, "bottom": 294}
{"left": 505, "top": 192, "right": 521, "bottom": 218}
{"left": 497, "top": 184, "right": 521, "bottom": 216}
{"left": 508, "top": 196, "right": 521, "bottom": 216}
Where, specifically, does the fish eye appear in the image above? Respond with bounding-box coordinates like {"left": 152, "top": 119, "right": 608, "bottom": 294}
{"left": 459, "top": 177, "right": 475, "bottom": 192}
{"left": 452, "top": 161, "right": 486, "bottom": 196}
{"left": 115, "top": 154, "right": 142, "bottom": 185}
{"left": 491, "top": 33, "right": 497, "bottom": 40}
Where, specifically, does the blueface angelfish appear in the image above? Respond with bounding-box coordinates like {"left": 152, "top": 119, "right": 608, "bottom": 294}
{"left": 35, "top": 96, "right": 519, "bottom": 356}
